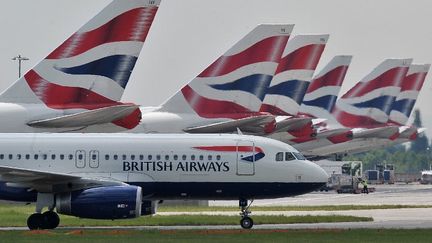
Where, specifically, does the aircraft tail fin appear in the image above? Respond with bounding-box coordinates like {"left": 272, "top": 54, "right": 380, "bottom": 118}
{"left": 159, "top": 24, "right": 294, "bottom": 118}
{"left": 389, "top": 64, "right": 430, "bottom": 125}
{"left": 260, "top": 34, "right": 329, "bottom": 116}
{"left": 332, "top": 58, "right": 412, "bottom": 128}
{"left": 0, "top": 0, "right": 160, "bottom": 109}
{"left": 299, "top": 55, "right": 352, "bottom": 119}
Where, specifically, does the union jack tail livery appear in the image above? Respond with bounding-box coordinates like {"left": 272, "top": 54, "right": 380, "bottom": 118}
{"left": 159, "top": 24, "right": 294, "bottom": 119}
{"left": 260, "top": 34, "right": 329, "bottom": 116}
{"left": 0, "top": 0, "right": 160, "bottom": 129}
{"left": 332, "top": 58, "right": 412, "bottom": 128}
{"left": 300, "top": 55, "right": 352, "bottom": 119}
{"left": 389, "top": 64, "right": 430, "bottom": 125}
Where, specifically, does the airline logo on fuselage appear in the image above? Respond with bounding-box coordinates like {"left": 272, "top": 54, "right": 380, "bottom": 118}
{"left": 123, "top": 160, "right": 229, "bottom": 173}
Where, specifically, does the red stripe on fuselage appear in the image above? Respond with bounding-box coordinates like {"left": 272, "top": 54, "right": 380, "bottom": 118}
{"left": 194, "top": 146, "right": 264, "bottom": 153}
{"left": 47, "top": 7, "right": 158, "bottom": 59}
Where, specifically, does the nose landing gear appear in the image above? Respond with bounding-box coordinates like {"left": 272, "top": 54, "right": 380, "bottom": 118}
{"left": 239, "top": 198, "right": 254, "bottom": 229}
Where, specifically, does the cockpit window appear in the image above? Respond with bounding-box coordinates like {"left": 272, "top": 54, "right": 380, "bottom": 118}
{"left": 275, "top": 152, "right": 284, "bottom": 161}
{"left": 293, "top": 152, "right": 306, "bottom": 160}
{"left": 285, "top": 152, "right": 295, "bottom": 161}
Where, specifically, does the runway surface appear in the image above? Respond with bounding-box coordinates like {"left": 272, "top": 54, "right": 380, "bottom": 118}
{"left": 1, "top": 183, "right": 432, "bottom": 231}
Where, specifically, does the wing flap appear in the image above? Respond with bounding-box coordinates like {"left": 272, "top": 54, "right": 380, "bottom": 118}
{"left": 184, "top": 115, "right": 274, "bottom": 133}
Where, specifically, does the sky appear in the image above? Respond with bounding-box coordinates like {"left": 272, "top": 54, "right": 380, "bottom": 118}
{"left": 0, "top": 0, "right": 431, "bottom": 137}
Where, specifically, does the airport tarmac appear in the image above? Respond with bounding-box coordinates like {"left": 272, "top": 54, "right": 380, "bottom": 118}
{"left": 1, "top": 183, "right": 432, "bottom": 231}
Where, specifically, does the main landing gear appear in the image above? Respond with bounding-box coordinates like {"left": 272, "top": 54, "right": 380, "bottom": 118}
{"left": 27, "top": 193, "right": 60, "bottom": 230}
{"left": 239, "top": 198, "right": 254, "bottom": 229}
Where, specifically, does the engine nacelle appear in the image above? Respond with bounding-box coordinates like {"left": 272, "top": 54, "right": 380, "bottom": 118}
{"left": 141, "top": 200, "right": 158, "bottom": 216}
{"left": 56, "top": 186, "right": 142, "bottom": 219}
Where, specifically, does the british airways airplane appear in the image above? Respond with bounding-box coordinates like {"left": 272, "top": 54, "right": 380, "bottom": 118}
{"left": 0, "top": 133, "right": 327, "bottom": 230}
{"left": 0, "top": 0, "right": 160, "bottom": 132}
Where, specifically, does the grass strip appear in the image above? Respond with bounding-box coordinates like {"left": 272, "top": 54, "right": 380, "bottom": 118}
{"left": 2, "top": 229, "right": 432, "bottom": 243}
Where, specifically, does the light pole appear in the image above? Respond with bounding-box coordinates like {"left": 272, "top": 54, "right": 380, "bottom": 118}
{"left": 11, "top": 54, "right": 29, "bottom": 78}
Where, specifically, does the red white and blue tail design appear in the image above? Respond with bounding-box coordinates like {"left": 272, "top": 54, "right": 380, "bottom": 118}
{"left": 159, "top": 25, "right": 294, "bottom": 118}
{"left": 332, "top": 59, "right": 412, "bottom": 128}
{"left": 0, "top": 0, "right": 159, "bottom": 109}
{"left": 389, "top": 64, "right": 430, "bottom": 125}
{"left": 299, "top": 55, "right": 352, "bottom": 119}
{"left": 260, "top": 35, "right": 328, "bottom": 116}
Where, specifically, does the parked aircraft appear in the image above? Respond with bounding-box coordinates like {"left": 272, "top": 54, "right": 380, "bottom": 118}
{"left": 297, "top": 59, "right": 413, "bottom": 158}
{"left": 0, "top": 133, "right": 328, "bottom": 229}
{"left": 0, "top": 0, "right": 160, "bottom": 132}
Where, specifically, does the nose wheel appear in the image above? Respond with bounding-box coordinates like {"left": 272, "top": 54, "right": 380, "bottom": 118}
{"left": 239, "top": 198, "right": 254, "bottom": 229}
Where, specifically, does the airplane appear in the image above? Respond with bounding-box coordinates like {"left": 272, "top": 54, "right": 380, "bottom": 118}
{"left": 0, "top": 0, "right": 161, "bottom": 132}
{"left": 277, "top": 55, "right": 353, "bottom": 146}
{"left": 260, "top": 34, "right": 329, "bottom": 139}
{"left": 332, "top": 63, "right": 430, "bottom": 155}
{"left": 131, "top": 24, "right": 294, "bottom": 134}
{"left": 0, "top": 133, "right": 328, "bottom": 230}
{"left": 296, "top": 58, "right": 413, "bottom": 158}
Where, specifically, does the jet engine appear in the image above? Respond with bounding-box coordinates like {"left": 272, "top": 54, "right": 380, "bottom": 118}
{"left": 56, "top": 185, "right": 142, "bottom": 219}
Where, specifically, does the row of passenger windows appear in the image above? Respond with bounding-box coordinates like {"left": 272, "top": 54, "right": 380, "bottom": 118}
{"left": 0, "top": 153, "right": 222, "bottom": 161}
{"left": 275, "top": 152, "right": 306, "bottom": 161}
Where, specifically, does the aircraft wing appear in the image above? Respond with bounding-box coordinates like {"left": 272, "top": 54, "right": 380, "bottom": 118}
{"left": 315, "top": 128, "right": 352, "bottom": 138}
{"left": 352, "top": 126, "right": 399, "bottom": 139}
{"left": 184, "top": 115, "right": 274, "bottom": 133}
{"left": 27, "top": 104, "right": 140, "bottom": 128}
{"left": 0, "top": 165, "right": 126, "bottom": 193}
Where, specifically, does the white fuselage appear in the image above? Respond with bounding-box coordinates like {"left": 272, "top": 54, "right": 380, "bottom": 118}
{"left": 0, "top": 133, "right": 327, "bottom": 200}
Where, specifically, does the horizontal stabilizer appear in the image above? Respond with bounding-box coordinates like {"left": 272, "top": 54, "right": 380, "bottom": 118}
{"left": 353, "top": 126, "right": 399, "bottom": 139}
{"left": 274, "top": 117, "right": 313, "bottom": 133}
{"left": 27, "top": 104, "right": 139, "bottom": 128}
{"left": 315, "top": 128, "right": 352, "bottom": 138}
{"left": 184, "top": 115, "right": 274, "bottom": 133}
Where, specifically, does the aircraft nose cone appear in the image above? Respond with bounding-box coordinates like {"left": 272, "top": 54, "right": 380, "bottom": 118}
{"left": 305, "top": 160, "right": 329, "bottom": 183}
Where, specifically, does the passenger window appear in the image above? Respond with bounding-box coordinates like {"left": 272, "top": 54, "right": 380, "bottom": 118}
{"left": 199, "top": 155, "right": 204, "bottom": 161}
{"left": 285, "top": 152, "right": 295, "bottom": 161}
{"left": 105, "top": 155, "right": 110, "bottom": 160}
{"left": 208, "top": 155, "right": 212, "bottom": 161}
{"left": 139, "top": 155, "right": 144, "bottom": 160}
{"left": 17, "top": 154, "right": 21, "bottom": 160}
{"left": 68, "top": 154, "right": 73, "bottom": 160}
{"left": 51, "top": 154, "right": 56, "bottom": 160}
{"left": 275, "top": 152, "right": 283, "bottom": 161}
{"left": 60, "top": 154, "right": 64, "bottom": 160}
{"left": 122, "top": 155, "right": 127, "bottom": 160}
{"left": 0, "top": 154, "right": 3, "bottom": 160}
{"left": 173, "top": 155, "right": 178, "bottom": 161}
{"left": 25, "top": 154, "right": 30, "bottom": 160}
{"left": 191, "top": 155, "right": 195, "bottom": 161}
{"left": 92, "top": 154, "right": 97, "bottom": 160}
{"left": 8, "top": 154, "right": 12, "bottom": 160}
{"left": 148, "top": 155, "right": 153, "bottom": 160}
{"left": 34, "top": 154, "right": 39, "bottom": 160}
{"left": 293, "top": 152, "right": 306, "bottom": 160}
{"left": 131, "top": 155, "right": 135, "bottom": 160}
{"left": 114, "top": 155, "right": 118, "bottom": 160}
{"left": 182, "top": 155, "right": 187, "bottom": 160}
{"left": 165, "top": 155, "right": 170, "bottom": 161}
{"left": 43, "top": 154, "right": 47, "bottom": 160}
{"left": 216, "top": 155, "right": 221, "bottom": 161}
{"left": 78, "top": 154, "right": 82, "bottom": 160}
{"left": 156, "top": 155, "right": 161, "bottom": 161}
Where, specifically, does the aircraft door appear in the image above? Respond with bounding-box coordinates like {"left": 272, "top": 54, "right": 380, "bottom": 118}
{"left": 236, "top": 141, "right": 255, "bottom": 176}
{"left": 75, "top": 150, "right": 86, "bottom": 168}
{"left": 89, "top": 150, "right": 99, "bottom": 168}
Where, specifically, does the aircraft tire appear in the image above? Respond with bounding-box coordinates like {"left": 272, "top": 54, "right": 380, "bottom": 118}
{"left": 43, "top": 211, "right": 60, "bottom": 229}
{"left": 27, "top": 213, "right": 44, "bottom": 230}
{"left": 240, "top": 216, "right": 254, "bottom": 229}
